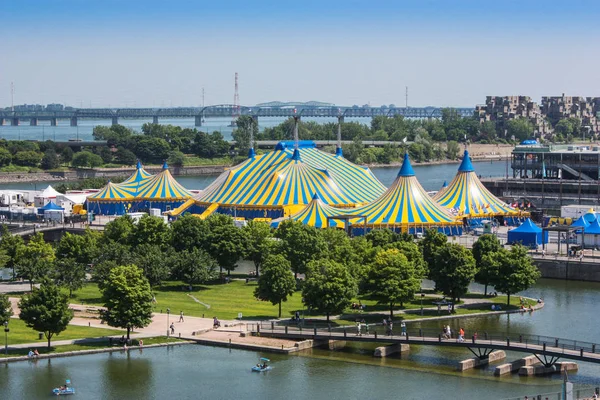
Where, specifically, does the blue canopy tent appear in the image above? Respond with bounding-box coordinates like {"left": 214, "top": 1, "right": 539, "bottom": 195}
{"left": 37, "top": 201, "right": 64, "bottom": 215}
{"left": 579, "top": 218, "right": 600, "bottom": 249}
{"left": 507, "top": 218, "right": 548, "bottom": 248}
{"left": 570, "top": 215, "right": 589, "bottom": 233}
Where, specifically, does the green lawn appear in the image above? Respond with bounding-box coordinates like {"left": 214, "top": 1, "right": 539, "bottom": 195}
{"left": 69, "top": 280, "right": 530, "bottom": 323}
{"left": 3, "top": 318, "right": 124, "bottom": 346}
{"left": 0, "top": 336, "right": 185, "bottom": 358}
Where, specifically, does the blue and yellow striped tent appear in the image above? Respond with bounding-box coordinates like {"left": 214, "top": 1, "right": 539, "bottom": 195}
{"left": 122, "top": 160, "right": 153, "bottom": 184}
{"left": 132, "top": 161, "right": 193, "bottom": 212}
{"left": 182, "top": 141, "right": 385, "bottom": 219}
{"left": 86, "top": 181, "right": 137, "bottom": 215}
{"left": 271, "top": 193, "right": 346, "bottom": 229}
{"left": 433, "top": 150, "right": 521, "bottom": 222}
{"left": 349, "top": 153, "right": 462, "bottom": 235}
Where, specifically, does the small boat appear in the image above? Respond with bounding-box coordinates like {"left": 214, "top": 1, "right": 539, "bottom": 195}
{"left": 251, "top": 357, "right": 272, "bottom": 372}
{"left": 52, "top": 379, "right": 75, "bottom": 396}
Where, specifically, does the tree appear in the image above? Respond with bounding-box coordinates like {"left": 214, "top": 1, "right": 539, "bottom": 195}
{"left": 170, "top": 248, "right": 218, "bottom": 287}
{"left": 133, "top": 137, "right": 170, "bottom": 164}
{"left": 492, "top": 245, "right": 540, "bottom": 305}
{"left": 0, "top": 293, "right": 13, "bottom": 326}
{"left": 100, "top": 265, "right": 153, "bottom": 339}
{"left": 167, "top": 150, "right": 185, "bottom": 167}
{"left": 16, "top": 233, "right": 55, "bottom": 290}
{"left": 244, "top": 221, "right": 273, "bottom": 277}
{"left": 18, "top": 279, "right": 74, "bottom": 348}
{"left": 133, "top": 244, "right": 171, "bottom": 287}
{"left": 429, "top": 243, "right": 477, "bottom": 311}
{"left": 0, "top": 147, "right": 12, "bottom": 167}
{"left": 506, "top": 118, "right": 534, "bottom": 142}
{"left": 129, "top": 215, "right": 170, "bottom": 248}
{"left": 53, "top": 258, "right": 86, "bottom": 298}
{"left": 419, "top": 229, "right": 447, "bottom": 275}
{"left": 41, "top": 148, "right": 60, "bottom": 170}
{"left": 72, "top": 151, "right": 103, "bottom": 168}
{"left": 366, "top": 248, "right": 421, "bottom": 318}
{"left": 232, "top": 115, "right": 258, "bottom": 155}
{"left": 115, "top": 147, "right": 136, "bottom": 165}
{"left": 103, "top": 215, "right": 135, "bottom": 244}
{"left": 206, "top": 215, "right": 247, "bottom": 276}
{"left": 54, "top": 231, "right": 99, "bottom": 295}
{"left": 13, "top": 151, "right": 43, "bottom": 167}
{"left": 445, "top": 141, "right": 460, "bottom": 160}
{"left": 275, "top": 220, "right": 326, "bottom": 278}
{"left": 254, "top": 254, "right": 296, "bottom": 317}
{"left": 302, "top": 259, "right": 356, "bottom": 321}
{"left": 60, "top": 146, "right": 74, "bottom": 164}
{"left": 170, "top": 214, "right": 211, "bottom": 252}
{"left": 0, "top": 225, "right": 25, "bottom": 280}
{"left": 472, "top": 234, "right": 502, "bottom": 295}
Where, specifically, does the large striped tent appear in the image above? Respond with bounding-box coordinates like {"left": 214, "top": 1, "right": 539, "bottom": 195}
{"left": 122, "top": 160, "right": 153, "bottom": 184}
{"left": 86, "top": 181, "right": 137, "bottom": 215}
{"left": 133, "top": 161, "right": 193, "bottom": 212}
{"left": 433, "top": 150, "right": 522, "bottom": 224}
{"left": 271, "top": 193, "right": 346, "bottom": 229}
{"left": 348, "top": 153, "right": 462, "bottom": 235}
{"left": 172, "top": 141, "right": 386, "bottom": 220}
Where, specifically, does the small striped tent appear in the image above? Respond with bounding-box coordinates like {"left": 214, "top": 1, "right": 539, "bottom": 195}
{"left": 122, "top": 160, "right": 153, "bottom": 184}
{"left": 271, "top": 193, "right": 346, "bottom": 228}
{"left": 433, "top": 150, "right": 522, "bottom": 224}
{"left": 349, "top": 153, "right": 462, "bottom": 235}
{"left": 133, "top": 161, "right": 193, "bottom": 212}
{"left": 86, "top": 181, "right": 137, "bottom": 215}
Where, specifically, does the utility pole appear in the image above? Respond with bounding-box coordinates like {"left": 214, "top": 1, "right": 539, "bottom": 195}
{"left": 405, "top": 86, "right": 408, "bottom": 108}
{"left": 202, "top": 87, "right": 205, "bottom": 108}
{"left": 10, "top": 82, "right": 15, "bottom": 111}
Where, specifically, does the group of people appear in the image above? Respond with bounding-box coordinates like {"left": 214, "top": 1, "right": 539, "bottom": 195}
{"left": 213, "top": 317, "right": 221, "bottom": 328}
{"left": 382, "top": 318, "right": 394, "bottom": 335}
{"left": 27, "top": 349, "right": 39, "bottom": 358}
{"left": 350, "top": 302, "right": 365, "bottom": 312}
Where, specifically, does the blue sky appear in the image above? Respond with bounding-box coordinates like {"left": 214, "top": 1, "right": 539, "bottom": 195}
{"left": 2, "top": 0, "right": 599, "bottom": 108}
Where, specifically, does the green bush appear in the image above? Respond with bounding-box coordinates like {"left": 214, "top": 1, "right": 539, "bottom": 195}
{"left": 13, "top": 151, "right": 43, "bottom": 167}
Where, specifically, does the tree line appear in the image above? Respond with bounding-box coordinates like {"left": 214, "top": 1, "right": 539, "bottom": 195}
{"left": 0, "top": 216, "right": 540, "bottom": 346}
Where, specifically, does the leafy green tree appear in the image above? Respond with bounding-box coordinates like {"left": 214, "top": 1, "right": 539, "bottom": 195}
{"left": 103, "top": 215, "right": 135, "bottom": 244}
{"left": 366, "top": 248, "right": 421, "bottom": 318}
{"left": 208, "top": 219, "right": 247, "bottom": 276}
{"left": 419, "top": 229, "right": 447, "bottom": 276}
{"left": 386, "top": 240, "right": 428, "bottom": 279}
{"left": 13, "top": 151, "right": 43, "bottom": 167}
{"left": 41, "top": 148, "right": 60, "bottom": 170}
{"left": 429, "top": 243, "right": 477, "bottom": 311}
{"left": 0, "top": 293, "right": 13, "bottom": 326}
{"left": 60, "top": 146, "right": 74, "bottom": 164}
{"left": 472, "top": 234, "right": 502, "bottom": 295}
{"left": 53, "top": 258, "right": 86, "bottom": 298}
{"left": 170, "top": 214, "right": 211, "bottom": 252}
{"left": 167, "top": 150, "right": 185, "bottom": 167}
{"left": 0, "top": 147, "right": 12, "bottom": 167}
{"left": 506, "top": 118, "right": 534, "bottom": 142}
{"left": 243, "top": 221, "right": 273, "bottom": 277}
{"left": 115, "top": 147, "right": 136, "bottom": 165}
{"left": 492, "top": 245, "right": 540, "bottom": 305}
{"left": 254, "top": 254, "right": 296, "bottom": 317}
{"left": 275, "top": 220, "right": 326, "bottom": 278}
{"left": 0, "top": 225, "right": 25, "bottom": 279}
{"left": 100, "top": 265, "right": 153, "bottom": 339}
{"left": 72, "top": 151, "right": 103, "bottom": 168}
{"left": 133, "top": 244, "right": 171, "bottom": 287}
{"left": 233, "top": 115, "right": 258, "bottom": 155}
{"left": 170, "top": 247, "right": 218, "bottom": 287}
{"left": 133, "top": 137, "right": 170, "bottom": 164}
{"left": 445, "top": 141, "right": 460, "bottom": 160}
{"left": 193, "top": 131, "right": 230, "bottom": 158}
{"left": 18, "top": 279, "right": 74, "bottom": 348}
{"left": 302, "top": 259, "right": 356, "bottom": 321}
{"left": 16, "top": 233, "right": 55, "bottom": 290}
{"left": 129, "top": 215, "right": 170, "bottom": 248}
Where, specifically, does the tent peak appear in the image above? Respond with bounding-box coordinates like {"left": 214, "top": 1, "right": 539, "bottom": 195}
{"left": 335, "top": 147, "right": 343, "bottom": 157}
{"left": 458, "top": 150, "right": 474, "bottom": 172}
{"left": 398, "top": 153, "right": 415, "bottom": 177}
{"left": 291, "top": 148, "right": 301, "bottom": 161}
{"left": 162, "top": 160, "right": 169, "bottom": 170}
{"left": 248, "top": 148, "right": 256, "bottom": 158}
{"left": 136, "top": 160, "right": 142, "bottom": 169}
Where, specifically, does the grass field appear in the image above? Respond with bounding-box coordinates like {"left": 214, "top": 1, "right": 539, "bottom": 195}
{"left": 68, "top": 280, "right": 526, "bottom": 322}
{"left": 3, "top": 318, "right": 124, "bottom": 346}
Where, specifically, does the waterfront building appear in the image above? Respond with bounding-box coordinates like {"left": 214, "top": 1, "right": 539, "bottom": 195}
{"left": 541, "top": 95, "right": 600, "bottom": 133}
{"left": 433, "top": 150, "right": 523, "bottom": 225}
{"left": 475, "top": 96, "right": 551, "bottom": 136}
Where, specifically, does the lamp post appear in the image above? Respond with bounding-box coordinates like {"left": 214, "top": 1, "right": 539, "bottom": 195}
{"left": 420, "top": 293, "right": 425, "bottom": 316}
{"left": 4, "top": 321, "right": 9, "bottom": 356}
{"left": 166, "top": 308, "right": 170, "bottom": 337}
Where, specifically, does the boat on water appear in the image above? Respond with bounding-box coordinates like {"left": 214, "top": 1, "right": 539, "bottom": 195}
{"left": 52, "top": 379, "right": 75, "bottom": 396}
{"left": 251, "top": 357, "right": 272, "bottom": 372}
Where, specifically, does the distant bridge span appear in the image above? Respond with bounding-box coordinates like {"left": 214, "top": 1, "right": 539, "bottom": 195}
{"left": 253, "top": 324, "right": 600, "bottom": 365}
{"left": 0, "top": 105, "right": 475, "bottom": 127}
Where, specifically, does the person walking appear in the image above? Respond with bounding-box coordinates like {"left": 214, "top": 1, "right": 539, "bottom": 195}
{"left": 389, "top": 320, "right": 394, "bottom": 336}
{"left": 458, "top": 327, "right": 465, "bottom": 343}
{"left": 170, "top": 323, "right": 175, "bottom": 335}
{"left": 356, "top": 321, "right": 361, "bottom": 336}
{"left": 400, "top": 321, "right": 406, "bottom": 336}
{"left": 179, "top": 311, "right": 184, "bottom": 323}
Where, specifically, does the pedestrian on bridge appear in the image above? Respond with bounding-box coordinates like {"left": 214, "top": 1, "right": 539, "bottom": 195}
{"left": 179, "top": 311, "right": 184, "bottom": 322}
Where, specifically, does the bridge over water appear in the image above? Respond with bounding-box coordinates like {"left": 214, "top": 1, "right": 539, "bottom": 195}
{"left": 0, "top": 105, "right": 475, "bottom": 127}
{"left": 252, "top": 323, "right": 600, "bottom": 366}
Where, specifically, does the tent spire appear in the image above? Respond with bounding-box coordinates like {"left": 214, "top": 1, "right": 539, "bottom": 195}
{"left": 336, "top": 112, "right": 343, "bottom": 157}
{"left": 398, "top": 152, "right": 415, "bottom": 177}
{"left": 162, "top": 160, "right": 169, "bottom": 170}
{"left": 136, "top": 160, "right": 142, "bottom": 169}
{"left": 293, "top": 114, "right": 299, "bottom": 150}
{"left": 248, "top": 116, "right": 256, "bottom": 158}
{"left": 458, "top": 150, "right": 474, "bottom": 172}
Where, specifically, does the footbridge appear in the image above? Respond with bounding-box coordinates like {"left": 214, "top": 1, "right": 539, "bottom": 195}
{"left": 251, "top": 323, "right": 600, "bottom": 366}
{"left": 0, "top": 105, "right": 475, "bottom": 127}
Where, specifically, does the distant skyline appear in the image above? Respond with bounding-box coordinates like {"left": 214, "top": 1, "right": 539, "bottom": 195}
{"left": 2, "top": 0, "right": 600, "bottom": 108}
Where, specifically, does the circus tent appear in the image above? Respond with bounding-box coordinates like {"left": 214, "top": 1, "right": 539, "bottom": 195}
{"left": 271, "top": 193, "right": 346, "bottom": 229}
{"left": 86, "top": 181, "right": 137, "bottom": 215}
{"left": 170, "top": 141, "right": 386, "bottom": 220}
{"left": 433, "top": 150, "right": 523, "bottom": 225}
{"left": 133, "top": 161, "right": 193, "bottom": 212}
{"left": 122, "top": 160, "right": 153, "bottom": 184}
{"left": 347, "top": 153, "right": 462, "bottom": 235}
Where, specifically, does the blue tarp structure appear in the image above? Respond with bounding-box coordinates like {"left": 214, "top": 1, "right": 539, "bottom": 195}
{"left": 37, "top": 201, "right": 64, "bottom": 215}
{"left": 571, "top": 215, "right": 589, "bottom": 232}
{"left": 507, "top": 218, "right": 548, "bottom": 248}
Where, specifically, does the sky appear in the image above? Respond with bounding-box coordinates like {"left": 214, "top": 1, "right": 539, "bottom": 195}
{"left": 1, "top": 0, "right": 599, "bottom": 108}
